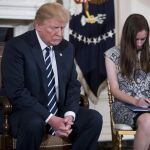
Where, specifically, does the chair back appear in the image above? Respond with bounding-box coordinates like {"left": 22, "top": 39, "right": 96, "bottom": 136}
{"left": 107, "top": 81, "right": 116, "bottom": 140}
{"left": 0, "top": 43, "right": 4, "bottom": 134}
{"left": 107, "top": 81, "right": 136, "bottom": 150}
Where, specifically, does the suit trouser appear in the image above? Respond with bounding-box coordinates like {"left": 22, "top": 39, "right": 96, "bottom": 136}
{"left": 71, "top": 107, "right": 103, "bottom": 150}
{"left": 10, "top": 107, "right": 103, "bottom": 150}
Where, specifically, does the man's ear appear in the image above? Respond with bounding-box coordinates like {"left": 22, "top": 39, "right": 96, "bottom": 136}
{"left": 35, "top": 21, "right": 42, "bottom": 32}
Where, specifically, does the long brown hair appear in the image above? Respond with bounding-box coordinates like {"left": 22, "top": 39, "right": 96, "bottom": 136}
{"left": 120, "top": 14, "right": 150, "bottom": 78}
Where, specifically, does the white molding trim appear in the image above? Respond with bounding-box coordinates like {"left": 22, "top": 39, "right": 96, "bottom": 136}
{"left": 0, "top": 0, "right": 55, "bottom": 20}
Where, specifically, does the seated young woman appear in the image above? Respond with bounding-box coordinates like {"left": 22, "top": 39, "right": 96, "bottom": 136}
{"left": 105, "top": 14, "right": 150, "bottom": 150}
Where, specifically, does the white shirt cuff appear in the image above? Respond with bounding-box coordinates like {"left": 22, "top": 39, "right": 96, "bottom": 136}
{"left": 64, "top": 111, "right": 76, "bottom": 121}
{"left": 45, "top": 113, "right": 54, "bottom": 123}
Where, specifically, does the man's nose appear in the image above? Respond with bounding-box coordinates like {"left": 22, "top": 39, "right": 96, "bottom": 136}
{"left": 137, "top": 40, "right": 142, "bottom": 47}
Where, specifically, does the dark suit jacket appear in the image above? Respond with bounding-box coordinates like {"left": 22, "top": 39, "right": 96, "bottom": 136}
{"left": 1, "top": 30, "right": 81, "bottom": 121}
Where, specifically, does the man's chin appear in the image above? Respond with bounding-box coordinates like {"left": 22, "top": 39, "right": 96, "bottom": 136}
{"left": 137, "top": 47, "right": 142, "bottom": 50}
{"left": 52, "top": 40, "right": 62, "bottom": 46}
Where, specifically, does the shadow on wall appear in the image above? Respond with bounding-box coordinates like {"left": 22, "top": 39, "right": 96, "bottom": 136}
{"left": 137, "top": 0, "right": 150, "bottom": 27}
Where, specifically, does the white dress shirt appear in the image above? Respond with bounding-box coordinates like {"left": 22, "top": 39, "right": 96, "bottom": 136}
{"left": 36, "top": 31, "right": 75, "bottom": 122}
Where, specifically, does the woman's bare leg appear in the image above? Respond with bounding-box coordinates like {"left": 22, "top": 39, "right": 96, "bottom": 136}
{"left": 134, "top": 113, "right": 150, "bottom": 150}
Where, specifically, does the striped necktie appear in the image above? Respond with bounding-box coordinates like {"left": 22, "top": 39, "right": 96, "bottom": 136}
{"left": 45, "top": 46, "right": 58, "bottom": 135}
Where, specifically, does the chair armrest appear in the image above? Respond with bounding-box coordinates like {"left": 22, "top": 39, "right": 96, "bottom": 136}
{"left": 0, "top": 96, "right": 12, "bottom": 135}
{"left": 0, "top": 96, "right": 12, "bottom": 113}
{"left": 80, "top": 94, "right": 89, "bottom": 108}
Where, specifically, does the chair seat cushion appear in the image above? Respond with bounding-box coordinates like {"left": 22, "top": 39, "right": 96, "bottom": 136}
{"left": 40, "top": 135, "right": 72, "bottom": 148}
{"left": 114, "top": 124, "right": 133, "bottom": 130}
{"left": 12, "top": 135, "right": 72, "bottom": 149}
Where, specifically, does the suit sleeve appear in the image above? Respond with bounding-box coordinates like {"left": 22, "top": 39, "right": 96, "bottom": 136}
{"left": 1, "top": 39, "right": 50, "bottom": 120}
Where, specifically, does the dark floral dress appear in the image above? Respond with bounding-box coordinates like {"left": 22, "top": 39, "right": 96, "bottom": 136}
{"left": 105, "top": 46, "right": 150, "bottom": 128}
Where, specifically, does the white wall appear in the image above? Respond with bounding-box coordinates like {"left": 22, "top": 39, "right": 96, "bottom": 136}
{"left": 116, "top": 0, "right": 150, "bottom": 44}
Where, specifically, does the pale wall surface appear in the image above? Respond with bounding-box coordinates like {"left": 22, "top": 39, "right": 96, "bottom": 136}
{"left": 116, "top": 0, "right": 150, "bottom": 44}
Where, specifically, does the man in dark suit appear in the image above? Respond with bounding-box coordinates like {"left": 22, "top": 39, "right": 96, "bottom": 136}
{"left": 1, "top": 2, "right": 102, "bottom": 150}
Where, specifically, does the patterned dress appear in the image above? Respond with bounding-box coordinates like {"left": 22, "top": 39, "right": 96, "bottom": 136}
{"left": 105, "top": 46, "right": 150, "bottom": 128}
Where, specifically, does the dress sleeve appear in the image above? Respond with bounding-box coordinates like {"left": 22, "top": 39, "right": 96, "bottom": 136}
{"left": 105, "top": 46, "right": 120, "bottom": 66}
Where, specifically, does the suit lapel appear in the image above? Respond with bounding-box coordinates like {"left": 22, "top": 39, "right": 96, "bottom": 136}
{"left": 27, "top": 30, "right": 48, "bottom": 94}
{"left": 27, "top": 30, "right": 46, "bottom": 75}
{"left": 55, "top": 49, "right": 64, "bottom": 101}
{"left": 54, "top": 41, "right": 68, "bottom": 103}
{"left": 31, "top": 47, "right": 46, "bottom": 75}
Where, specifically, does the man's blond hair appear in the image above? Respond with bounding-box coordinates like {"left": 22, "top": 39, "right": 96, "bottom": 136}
{"left": 35, "top": 2, "right": 71, "bottom": 25}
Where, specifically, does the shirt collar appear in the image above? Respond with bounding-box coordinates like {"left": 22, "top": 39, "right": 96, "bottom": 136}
{"left": 36, "top": 30, "right": 47, "bottom": 51}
